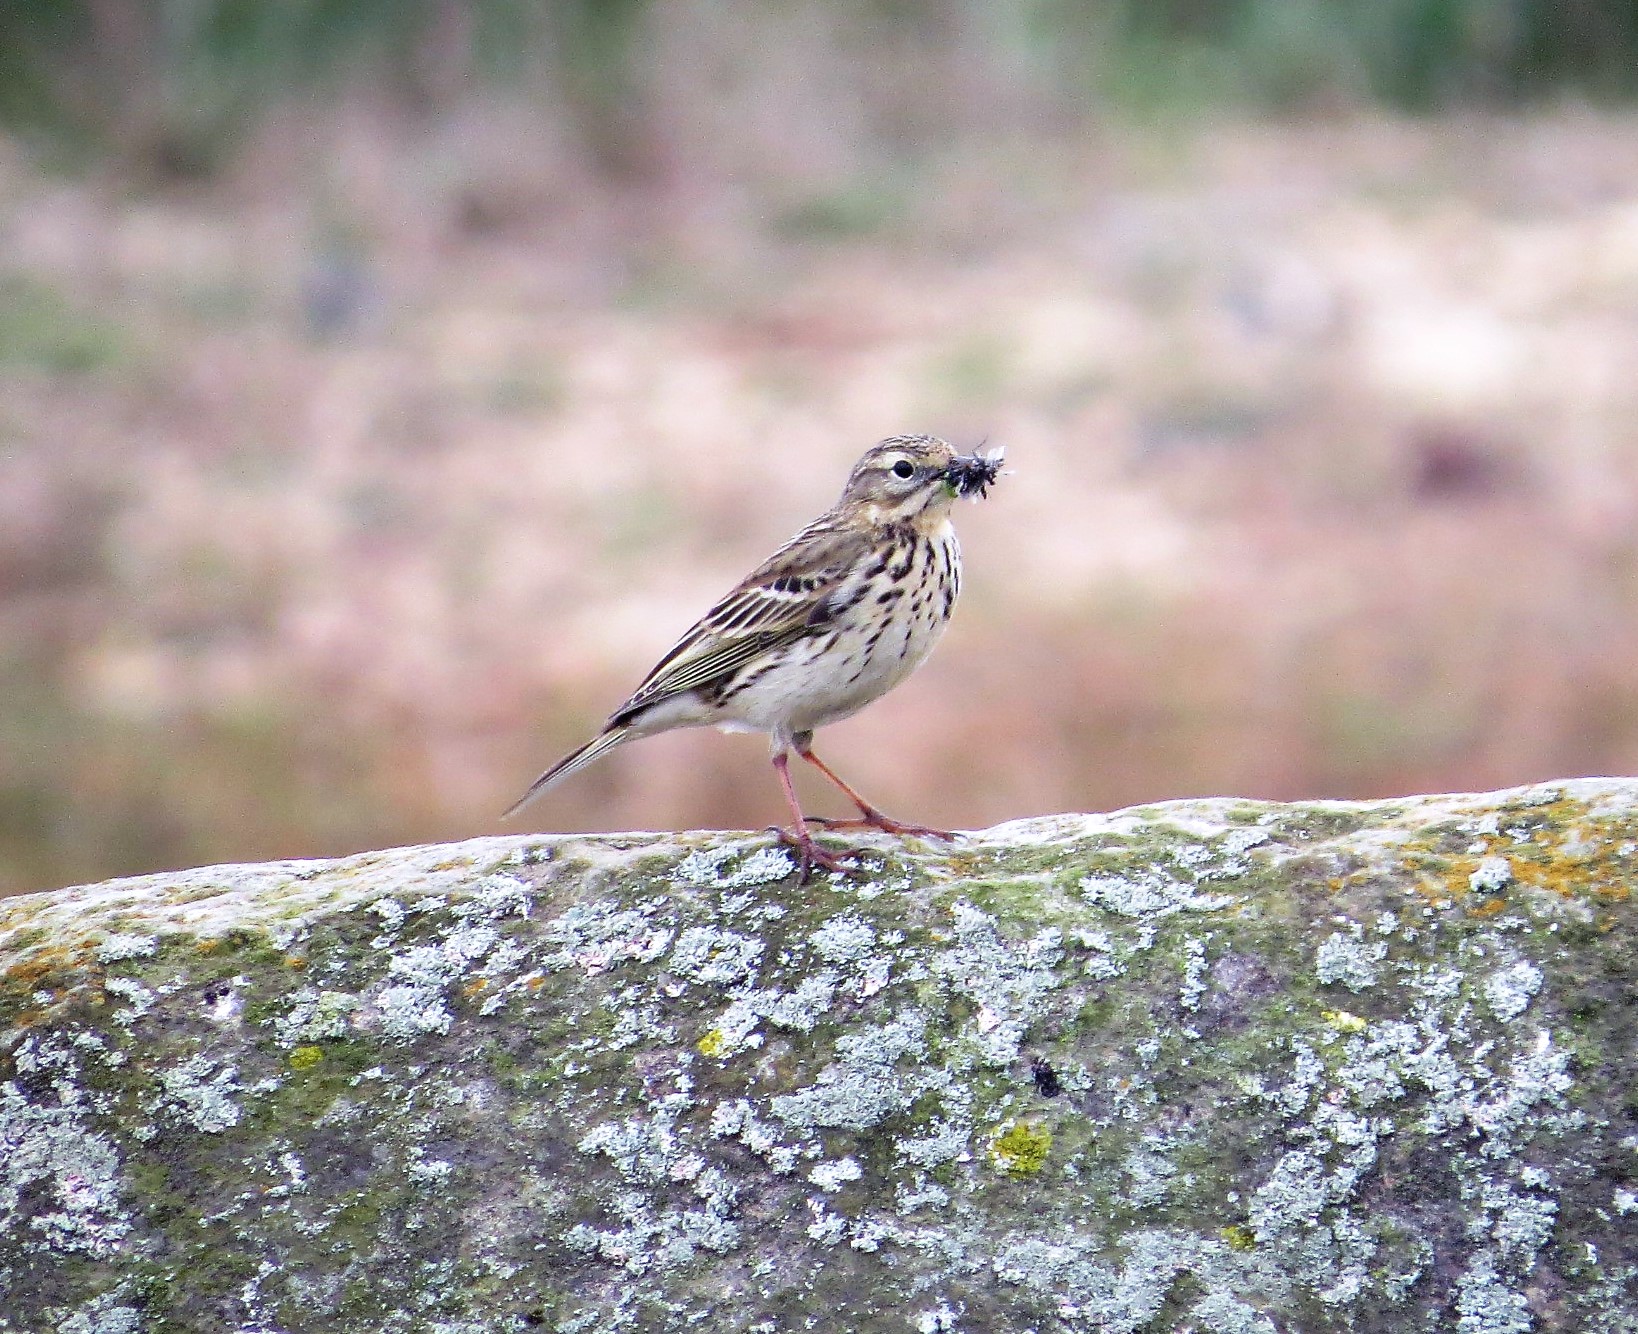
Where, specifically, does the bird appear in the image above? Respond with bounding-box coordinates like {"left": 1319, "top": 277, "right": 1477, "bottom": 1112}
{"left": 504, "top": 434, "right": 1004, "bottom": 880}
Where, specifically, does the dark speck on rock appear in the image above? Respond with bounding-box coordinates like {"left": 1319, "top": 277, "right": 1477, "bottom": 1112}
{"left": 1030, "top": 1055, "right": 1062, "bottom": 1098}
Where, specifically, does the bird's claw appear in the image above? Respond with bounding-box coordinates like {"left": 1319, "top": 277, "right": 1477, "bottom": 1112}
{"left": 802, "top": 811, "right": 959, "bottom": 842}
{"left": 767, "top": 825, "right": 864, "bottom": 883}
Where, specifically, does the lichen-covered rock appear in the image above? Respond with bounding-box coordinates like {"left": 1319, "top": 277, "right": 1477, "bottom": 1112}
{"left": 4, "top": 780, "right": 1637, "bottom": 1333}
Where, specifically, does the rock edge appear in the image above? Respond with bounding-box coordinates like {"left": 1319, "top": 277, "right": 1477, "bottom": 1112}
{"left": 3, "top": 779, "right": 1636, "bottom": 1332}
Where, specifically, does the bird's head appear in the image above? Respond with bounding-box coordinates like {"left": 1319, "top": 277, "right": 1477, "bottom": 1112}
{"left": 838, "top": 434, "right": 1004, "bottom": 525}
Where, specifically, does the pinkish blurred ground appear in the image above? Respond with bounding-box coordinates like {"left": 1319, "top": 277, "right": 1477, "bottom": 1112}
{"left": 5, "top": 107, "right": 1638, "bottom": 893}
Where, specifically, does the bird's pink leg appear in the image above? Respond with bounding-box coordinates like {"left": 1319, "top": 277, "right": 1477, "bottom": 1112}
{"left": 769, "top": 749, "right": 861, "bottom": 882}
{"left": 794, "top": 739, "right": 957, "bottom": 841}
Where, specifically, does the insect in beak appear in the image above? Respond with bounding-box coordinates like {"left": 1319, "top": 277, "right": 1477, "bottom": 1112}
{"left": 942, "top": 445, "right": 1006, "bottom": 499}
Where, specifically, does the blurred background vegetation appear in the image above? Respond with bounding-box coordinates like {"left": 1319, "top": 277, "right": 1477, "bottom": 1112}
{"left": 5, "top": 0, "right": 1638, "bottom": 893}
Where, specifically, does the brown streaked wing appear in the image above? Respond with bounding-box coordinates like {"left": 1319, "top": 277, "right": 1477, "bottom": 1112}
{"left": 610, "top": 515, "right": 870, "bottom": 723}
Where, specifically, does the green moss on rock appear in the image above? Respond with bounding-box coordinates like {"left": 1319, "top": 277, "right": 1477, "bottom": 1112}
{"left": 986, "top": 1119, "right": 1053, "bottom": 1177}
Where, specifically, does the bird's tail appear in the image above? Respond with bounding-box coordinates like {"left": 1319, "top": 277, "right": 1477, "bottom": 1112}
{"left": 501, "top": 725, "right": 633, "bottom": 822}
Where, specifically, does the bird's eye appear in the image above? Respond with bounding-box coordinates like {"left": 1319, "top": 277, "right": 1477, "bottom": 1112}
{"left": 891, "top": 460, "right": 914, "bottom": 479}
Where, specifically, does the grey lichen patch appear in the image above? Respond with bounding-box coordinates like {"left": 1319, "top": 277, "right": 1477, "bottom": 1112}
{"left": 667, "top": 926, "right": 765, "bottom": 988}
{"left": 92, "top": 934, "right": 157, "bottom": 965}
{"left": 1484, "top": 959, "right": 1544, "bottom": 1022}
{"left": 771, "top": 1008, "right": 933, "bottom": 1130}
{"left": 50, "top": 1289, "right": 144, "bottom": 1334}
{"left": 1471, "top": 856, "right": 1515, "bottom": 895}
{"left": 153, "top": 1054, "right": 244, "bottom": 1132}
{"left": 671, "top": 844, "right": 795, "bottom": 889}
{"left": 270, "top": 987, "right": 359, "bottom": 1045}
{"left": 0, "top": 1075, "right": 129, "bottom": 1259}
{"left": 930, "top": 900, "right": 1064, "bottom": 1065}
{"left": 0, "top": 780, "right": 1635, "bottom": 1331}
{"left": 1315, "top": 927, "right": 1385, "bottom": 992}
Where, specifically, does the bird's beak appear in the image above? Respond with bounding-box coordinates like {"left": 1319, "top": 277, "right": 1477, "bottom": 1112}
{"left": 942, "top": 446, "right": 1005, "bottom": 500}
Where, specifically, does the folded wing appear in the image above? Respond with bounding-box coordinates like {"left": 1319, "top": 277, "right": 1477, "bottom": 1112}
{"left": 611, "top": 516, "right": 869, "bottom": 725}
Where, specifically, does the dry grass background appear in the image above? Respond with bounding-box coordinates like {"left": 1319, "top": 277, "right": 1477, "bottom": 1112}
{"left": 5, "top": 89, "right": 1638, "bottom": 895}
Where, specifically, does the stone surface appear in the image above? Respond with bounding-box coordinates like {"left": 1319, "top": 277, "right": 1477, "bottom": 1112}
{"left": 3, "top": 779, "right": 1637, "bottom": 1333}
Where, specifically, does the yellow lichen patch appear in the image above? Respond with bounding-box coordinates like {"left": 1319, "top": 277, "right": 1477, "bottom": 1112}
{"left": 3, "top": 960, "right": 52, "bottom": 989}
{"left": 1322, "top": 1008, "right": 1368, "bottom": 1034}
{"left": 289, "top": 1045, "right": 324, "bottom": 1070}
{"left": 1440, "top": 856, "right": 1483, "bottom": 893}
{"left": 1475, "top": 804, "right": 1637, "bottom": 905}
{"left": 524, "top": 975, "right": 545, "bottom": 990}
{"left": 1222, "top": 1224, "right": 1257, "bottom": 1252}
{"left": 1401, "top": 861, "right": 1460, "bottom": 907}
{"left": 284, "top": 956, "right": 308, "bottom": 970}
{"left": 463, "top": 978, "right": 488, "bottom": 997}
{"left": 195, "top": 939, "right": 220, "bottom": 953}
{"left": 1395, "top": 801, "right": 1638, "bottom": 913}
{"left": 1362, "top": 807, "right": 1630, "bottom": 917}
{"left": 3, "top": 950, "right": 76, "bottom": 990}
{"left": 987, "top": 1119, "right": 1052, "bottom": 1178}
{"left": 1511, "top": 856, "right": 1594, "bottom": 901}
{"left": 696, "top": 1028, "right": 728, "bottom": 1059}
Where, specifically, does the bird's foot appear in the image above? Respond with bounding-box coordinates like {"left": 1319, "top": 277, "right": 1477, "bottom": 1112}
{"left": 768, "top": 825, "right": 863, "bottom": 884}
{"left": 803, "top": 808, "right": 959, "bottom": 842}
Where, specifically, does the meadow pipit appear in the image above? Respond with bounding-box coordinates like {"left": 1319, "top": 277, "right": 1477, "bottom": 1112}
{"left": 504, "top": 434, "right": 1004, "bottom": 879}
